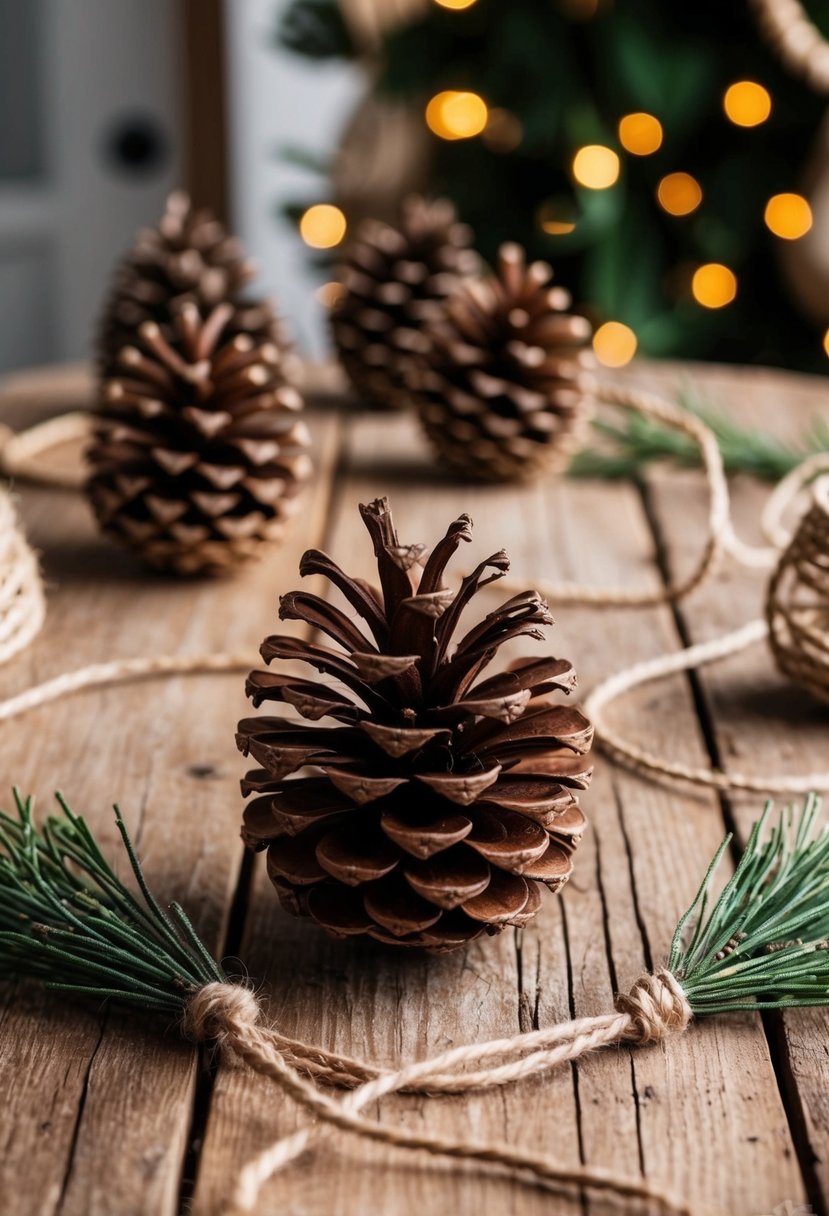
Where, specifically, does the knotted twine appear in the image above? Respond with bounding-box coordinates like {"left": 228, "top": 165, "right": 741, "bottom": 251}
{"left": 181, "top": 970, "right": 693, "bottom": 1215}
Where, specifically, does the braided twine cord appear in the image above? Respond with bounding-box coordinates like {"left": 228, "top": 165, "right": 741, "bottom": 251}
{"left": 751, "top": 0, "right": 829, "bottom": 93}
{"left": 183, "top": 971, "right": 694, "bottom": 1215}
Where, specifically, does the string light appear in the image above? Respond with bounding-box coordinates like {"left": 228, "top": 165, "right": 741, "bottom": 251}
{"left": 618, "top": 113, "right": 663, "bottom": 156}
{"left": 692, "top": 263, "right": 737, "bottom": 309}
{"left": 593, "top": 322, "right": 637, "bottom": 367}
{"left": 723, "top": 81, "right": 772, "bottom": 127}
{"left": 657, "top": 172, "right": 702, "bottom": 216}
{"left": 482, "top": 108, "right": 523, "bottom": 153}
{"left": 572, "top": 145, "right": 620, "bottom": 189}
{"left": 537, "top": 197, "right": 577, "bottom": 236}
{"left": 299, "top": 204, "right": 346, "bottom": 250}
{"left": 315, "top": 281, "right": 345, "bottom": 308}
{"left": 434, "top": 0, "right": 478, "bottom": 7}
{"left": 426, "top": 91, "right": 488, "bottom": 140}
{"left": 764, "top": 193, "right": 812, "bottom": 240}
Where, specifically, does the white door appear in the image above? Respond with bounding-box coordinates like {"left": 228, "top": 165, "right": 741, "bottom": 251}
{"left": 0, "top": 0, "right": 184, "bottom": 372}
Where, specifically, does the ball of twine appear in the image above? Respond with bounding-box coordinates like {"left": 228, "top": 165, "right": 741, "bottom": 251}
{"left": 0, "top": 487, "right": 45, "bottom": 665}
{"left": 767, "top": 476, "right": 829, "bottom": 704}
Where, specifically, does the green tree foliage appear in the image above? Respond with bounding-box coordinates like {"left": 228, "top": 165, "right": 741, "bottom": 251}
{"left": 281, "top": 0, "right": 829, "bottom": 371}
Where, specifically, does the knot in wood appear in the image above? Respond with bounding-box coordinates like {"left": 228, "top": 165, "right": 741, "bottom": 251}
{"left": 184, "top": 982, "right": 260, "bottom": 1043}
{"left": 614, "top": 969, "right": 692, "bottom": 1044}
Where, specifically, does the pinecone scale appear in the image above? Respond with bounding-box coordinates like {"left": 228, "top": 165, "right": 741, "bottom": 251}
{"left": 239, "top": 498, "right": 592, "bottom": 951}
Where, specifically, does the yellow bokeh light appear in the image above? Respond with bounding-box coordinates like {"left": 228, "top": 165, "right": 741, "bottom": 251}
{"left": 823, "top": 329, "right": 829, "bottom": 358}
{"left": 425, "top": 90, "right": 488, "bottom": 140}
{"left": 572, "top": 145, "right": 620, "bottom": 190}
{"left": 692, "top": 263, "right": 737, "bottom": 309}
{"left": 656, "top": 172, "right": 702, "bottom": 216}
{"left": 723, "top": 81, "right": 772, "bottom": 127}
{"left": 618, "top": 112, "right": 663, "bottom": 156}
{"left": 592, "top": 322, "right": 637, "bottom": 368}
{"left": 764, "top": 192, "right": 812, "bottom": 240}
{"left": 434, "top": 0, "right": 478, "bottom": 8}
{"left": 316, "top": 281, "right": 345, "bottom": 308}
{"left": 299, "top": 204, "right": 346, "bottom": 250}
{"left": 482, "top": 108, "right": 523, "bottom": 153}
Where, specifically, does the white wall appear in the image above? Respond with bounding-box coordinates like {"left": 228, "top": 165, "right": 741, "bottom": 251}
{"left": 223, "top": 0, "right": 362, "bottom": 356}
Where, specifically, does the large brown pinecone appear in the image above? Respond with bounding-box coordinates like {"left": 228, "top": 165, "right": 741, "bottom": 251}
{"left": 407, "top": 243, "right": 594, "bottom": 482}
{"left": 87, "top": 302, "right": 311, "bottom": 575}
{"left": 97, "top": 191, "right": 296, "bottom": 382}
{"left": 238, "top": 498, "right": 592, "bottom": 951}
{"left": 331, "top": 195, "right": 479, "bottom": 411}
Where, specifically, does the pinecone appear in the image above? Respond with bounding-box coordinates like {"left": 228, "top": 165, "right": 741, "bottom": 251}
{"left": 98, "top": 192, "right": 296, "bottom": 382}
{"left": 331, "top": 195, "right": 479, "bottom": 411}
{"left": 407, "top": 243, "right": 594, "bottom": 482}
{"left": 87, "top": 302, "right": 311, "bottom": 575}
{"left": 238, "top": 498, "right": 592, "bottom": 951}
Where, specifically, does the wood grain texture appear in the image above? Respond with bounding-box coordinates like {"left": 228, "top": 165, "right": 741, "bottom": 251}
{"left": 0, "top": 389, "right": 341, "bottom": 1216}
{"left": 0, "top": 362, "right": 826, "bottom": 1216}
{"left": 634, "top": 361, "right": 829, "bottom": 1214}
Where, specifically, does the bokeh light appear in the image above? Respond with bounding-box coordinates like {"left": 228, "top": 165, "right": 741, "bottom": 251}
{"left": 482, "top": 108, "right": 523, "bottom": 153}
{"left": 764, "top": 192, "right": 813, "bottom": 240}
{"left": 572, "top": 145, "right": 620, "bottom": 189}
{"left": 692, "top": 263, "right": 737, "bottom": 309}
{"left": 656, "top": 172, "right": 702, "bottom": 216}
{"left": 723, "top": 81, "right": 772, "bottom": 127}
{"left": 315, "top": 281, "right": 345, "bottom": 308}
{"left": 434, "top": 0, "right": 478, "bottom": 8}
{"left": 537, "top": 197, "right": 577, "bottom": 236}
{"left": 618, "top": 112, "right": 663, "bottom": 156}
{"left": 592, "top": 321, "right": 637, "bottom": 367}
{"left": 426, "top": 90, "right": 489, "bottom": 140}
{"left": 299, "top": 204, "right": 347, "bottom": 249}
{"left": 823, "top": 329, "right": 829, "bottom": 358}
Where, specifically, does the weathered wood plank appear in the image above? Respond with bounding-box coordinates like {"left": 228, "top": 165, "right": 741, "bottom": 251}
{"left": 635, "top": 361, "right": 829, "bottom": 1213}
{"left": 0, "top": 393, "right": 342, "bottom": 1216}
{"left": 193, "top": 406, "right": 804, "bottom": 1215}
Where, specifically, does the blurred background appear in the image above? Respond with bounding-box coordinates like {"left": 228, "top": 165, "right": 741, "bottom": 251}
{"left": 4, "top": 0, "right": 829, "bottom": 374}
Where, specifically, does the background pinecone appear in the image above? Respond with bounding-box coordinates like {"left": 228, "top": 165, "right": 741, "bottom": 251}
{"left": 331, "top": 195, "right": 479, "bottom": 411}
{"left": 87, "top": 302, "right": 311, "bottom": 575}
{"left": 238, "top": 498, "right": 592, "bottom": 951}
{"left": 98, "top": 192, "right": 298, "bottom": 383}
{"left": 407, "top": 243, "right": 594, "bottom": 482}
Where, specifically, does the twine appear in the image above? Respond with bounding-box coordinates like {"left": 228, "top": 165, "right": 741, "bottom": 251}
{"left": 499, "top": 382, "right": 731, "bottom": 607}
{"left": 0, "top": 489, "right": 45, "bottom": 666}
{"left": 183, "top": 973, "right": 693, "bottom": 1216}
{"left": 583, "top": 467, "right": 829, "bottom": 794}
{"left": 751, "top": 0, "right": 829, "bottom": 94}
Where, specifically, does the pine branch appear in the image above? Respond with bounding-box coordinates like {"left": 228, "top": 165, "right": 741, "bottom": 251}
{"left": 0, "top": 790, "right": 827, "bottom": 1021}
{"left": 0, "top": 790, "right": 225, "bottom": 1013}
{"left": 670, "top": 793, "right": 829, "bottom": 1013}
{"left": 570, "top": 389, "right": 829, "bottom": 482}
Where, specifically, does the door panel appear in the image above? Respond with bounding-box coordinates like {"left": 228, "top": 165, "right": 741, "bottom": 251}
{"left": 0, "top": 0, "right": 184, "bottom": 372}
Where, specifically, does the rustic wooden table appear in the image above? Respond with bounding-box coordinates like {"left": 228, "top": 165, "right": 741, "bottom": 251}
{"left": 0, "top": 360, "right": 826, "bottom": 1216}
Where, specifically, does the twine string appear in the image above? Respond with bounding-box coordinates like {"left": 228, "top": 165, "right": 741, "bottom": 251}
{"left": 750, "top": 0, "right": 829, "bottom": 94}
{"left": 183, "top": 974, "right": 693, "bottom": 1215}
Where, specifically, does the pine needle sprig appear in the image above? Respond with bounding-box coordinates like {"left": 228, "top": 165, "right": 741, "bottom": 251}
{"left": 570, "top": 390, "right": 829, "bottom": 482}
{"left": 0, "top": 790, "right": 225, "bottom": 1014}
{"left": 669, "top": 793, "right": 829, "bottom": 1014}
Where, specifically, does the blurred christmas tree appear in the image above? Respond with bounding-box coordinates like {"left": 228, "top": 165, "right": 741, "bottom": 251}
{"left": 280, "top": 0, "right": 829, "bottom": 373}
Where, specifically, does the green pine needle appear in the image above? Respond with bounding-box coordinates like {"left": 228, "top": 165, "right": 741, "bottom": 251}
{"left": 570, "top": 389, "right": 829, "bottom": 482}
{"left": 0, "top": 790, "right": 225, "bottom": 1014}
{"left": 0, "top": 791, "right": 826, "bottom": 1022}
{"left": 669, "top": 793, "right": 829, "bottom": 1014}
